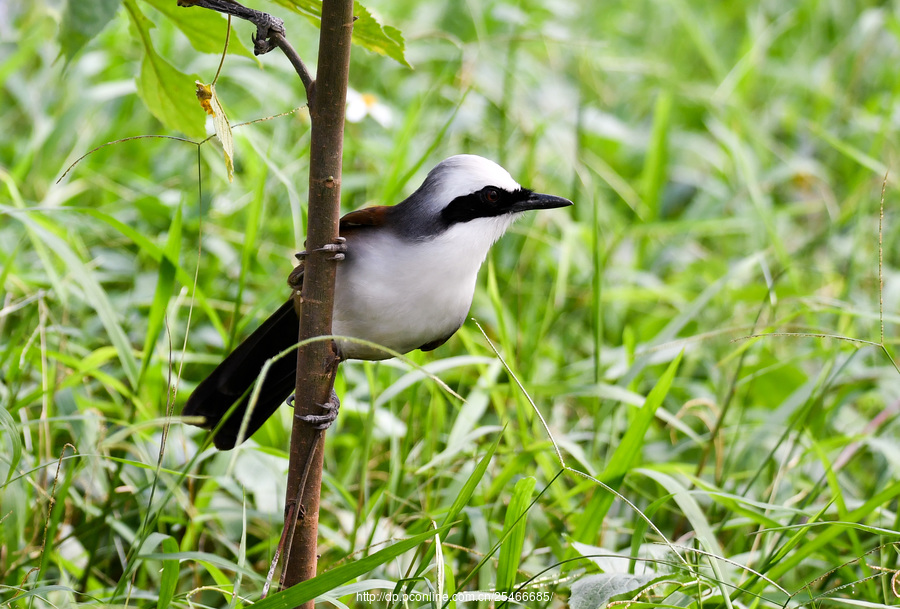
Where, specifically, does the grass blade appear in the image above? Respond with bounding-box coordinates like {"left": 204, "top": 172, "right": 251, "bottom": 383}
{"left": 496, "top": 476, "right": 536, "bottom": 592}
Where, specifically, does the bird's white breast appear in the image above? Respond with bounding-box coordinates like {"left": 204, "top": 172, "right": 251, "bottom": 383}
{"left": 332, "top": 215, "right": 515, "bottom": 360}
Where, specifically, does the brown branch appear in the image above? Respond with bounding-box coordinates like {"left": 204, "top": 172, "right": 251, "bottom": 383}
{"left": 179, "top": 0, "right": 352, "bottom": 599}
{"left": 281, "top": 0, "right": 353, "bottom": 595}
{"left": 177, "top": 0, "right": 314, "bottom": 101}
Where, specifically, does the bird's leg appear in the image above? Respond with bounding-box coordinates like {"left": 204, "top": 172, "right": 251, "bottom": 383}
{"left": 295, "top": 236, "right": 347, "bottom": 261}
{"left": 286, "top": 389, "right": 341, "bottom": 430}
{"left": 289, "top": 237, "right": 347, "bottom": 290}
{"left": 286, "top": 342, "right": 343, "bottom": 429}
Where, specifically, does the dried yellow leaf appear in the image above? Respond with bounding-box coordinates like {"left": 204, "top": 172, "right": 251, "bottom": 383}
{"left": 195, "top": 80, "right": 234, "bottom": 182}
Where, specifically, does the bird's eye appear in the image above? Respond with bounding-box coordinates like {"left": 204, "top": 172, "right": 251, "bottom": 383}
{"left": 485, "top": 188, "right": 500, "bottom": 203}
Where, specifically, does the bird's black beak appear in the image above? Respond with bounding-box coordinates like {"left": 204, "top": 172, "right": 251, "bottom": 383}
{"left": 512, "top": 192, "right": 574, "bottom": 213}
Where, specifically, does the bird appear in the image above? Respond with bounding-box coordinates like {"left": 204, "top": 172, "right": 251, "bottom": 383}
{"left": 183, "top": 154, "right": 572, "bottom": 449}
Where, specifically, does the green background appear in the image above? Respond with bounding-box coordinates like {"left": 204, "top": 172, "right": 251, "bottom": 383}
{"left": 2, "top": 0, "right": 899, "bottom": 606}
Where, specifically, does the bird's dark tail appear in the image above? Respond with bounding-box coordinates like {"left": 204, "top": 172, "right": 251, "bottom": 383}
{"left": 183, "top": 298, "right": 299, "bottom": 450}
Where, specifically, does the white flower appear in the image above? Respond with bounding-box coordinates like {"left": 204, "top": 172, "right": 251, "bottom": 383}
{"left": 346, "top": 87, "right": 394, "bottom": 127}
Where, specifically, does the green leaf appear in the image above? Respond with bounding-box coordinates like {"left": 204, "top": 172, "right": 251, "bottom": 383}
{"left": 125, "top": 0, "right": 207, "bottom": 139}
{"left": 157, "top": 536, "right": 180, "bottom": 609}
{"left": 569, "top": 573, "right": 673, "bottom": 609}
{"left": 639, "top": 89, "right": 672, "bottom": 221}
{"left": 59, "top": 0, "right": 123, "bottom": 61}
{"left": 441, "top": 434, "right": 499, "bottom": 529}
{"left": 139, "top": 550, "right": 263, "bottom": 581}
{"left": 271, "top": 0, "right": 321, "bottom": 22}
{"left": 496, "top": 476, "right": 536, "bottom": 592}
{"left": 351, "top": 1, "right": 411, "bottom": 68}
{"left": 637, "top": 469, "right": 728, "bottom": 581}
{"left": 272, "top": 0, "right": 410, "bottom": 68}
{"left": 605, "top": 350, "right": 682, "bottom": 481}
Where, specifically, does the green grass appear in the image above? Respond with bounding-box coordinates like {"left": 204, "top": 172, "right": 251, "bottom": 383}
{"left": 3, "top": 1, "right": 900, "bottom": 607}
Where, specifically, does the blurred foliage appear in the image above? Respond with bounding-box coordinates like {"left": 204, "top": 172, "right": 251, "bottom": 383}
{"left": 2, "top": 0, "right": 900, "bottom": 607}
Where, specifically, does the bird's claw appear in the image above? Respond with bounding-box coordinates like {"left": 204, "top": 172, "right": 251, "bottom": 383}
{"left": 295, "top": 237, "right": 347, "bottom": 262}
{"left": 287, "top": 389, "right": 341, "bottom": 430}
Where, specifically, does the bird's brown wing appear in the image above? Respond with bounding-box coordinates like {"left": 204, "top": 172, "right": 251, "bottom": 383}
{"left": 338, "top": 205, "right": 392, "bottom": 234}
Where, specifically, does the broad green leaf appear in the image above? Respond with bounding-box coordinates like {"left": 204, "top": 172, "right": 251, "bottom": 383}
{"left": 351, "top": 1, "right": 410, "bottom": 68}
{"left": 59, "top": 0, "right": 122, "bottom": 61}
{"left": 272, "top": 0, "right": 410, "bottom": 68}
{"left": 569, "top": 573, "right": 672, "bottom": 609}
{"left": 125, "top": 0, "right": 206, "bottom": 139}
{"left": 137, "top": 48, "right": 208, "bottom": 140}
{"left": 271, "top": 0, "right": 320, "bottom": 21}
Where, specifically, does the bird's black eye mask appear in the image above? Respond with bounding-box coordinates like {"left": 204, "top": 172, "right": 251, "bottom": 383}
{"left": 440, "top": 186, "right": 534, "bottom": 226}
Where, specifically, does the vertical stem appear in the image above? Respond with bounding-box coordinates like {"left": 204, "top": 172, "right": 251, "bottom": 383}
{"left": 282, "top": 0, "right": 354, "bottom": 597}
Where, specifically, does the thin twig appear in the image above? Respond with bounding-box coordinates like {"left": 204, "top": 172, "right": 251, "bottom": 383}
{"left": 262, "top": 437, "right": 319, "bottom": 600}
{"left": 270, "top": 33, "right": 315, "bottom": 101}
{"left": 57, "top": 134, "right": 200, "bottom": 182}
{"left": 56, "top": 108, "right": 305, "bottom": 184}
{"left": 213, "top": 15, "right": 231, "bottom": 84}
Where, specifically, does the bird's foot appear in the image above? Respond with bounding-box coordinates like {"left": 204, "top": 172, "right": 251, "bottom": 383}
{"left": 287, "top": 389, "right": 341, "bottom": 430}
{"left": 290, "top": 238, "right": 347, "bottom": 288}
{"left": 295, "top": 237, "right": 347, "bottom": 262}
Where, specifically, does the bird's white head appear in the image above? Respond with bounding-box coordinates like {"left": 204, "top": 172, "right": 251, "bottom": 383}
{"left": 422, "top": 154, "right": 522, "bottom": 203}
{"left": 393, "top": 154, "right": 572, "bottom": 242}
